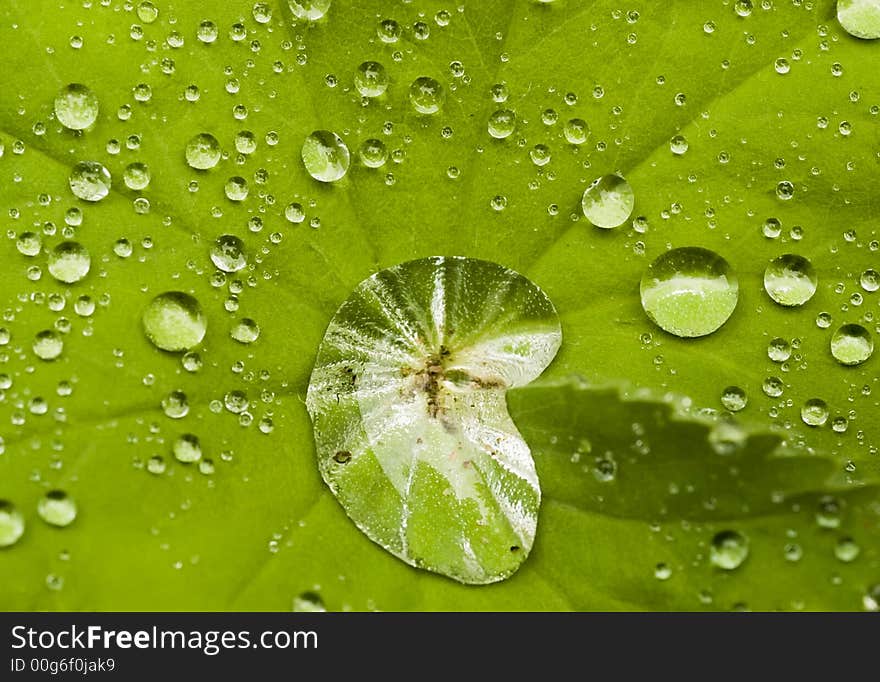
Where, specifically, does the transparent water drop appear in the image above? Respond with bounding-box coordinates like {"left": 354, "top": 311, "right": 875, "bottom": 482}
{"left": 147, "top": 456, "right": 166, "bottom": 475}
{"left": 860, "top": 268, "right": 880, "bottom": 292}
{"left": 669, "top": 134, "right": 689, "bottom": 155}
{"left": 654, "top": 563, "right": 672, "bottom": 581}
{"left": 210, "top": 235, "right": 247, "bottom": 273}
{"left": 763, "top": 254, "right": 817, "bottom": 307}
{"left": 288, "top": 0, "right": 331, "bottom": 21}
{"left": 710, "top": 530, "right": 749, "bottom": 570}
{"left": 354, "top": 61, "right": 388, "bottom": 98}
{"left": 734, "top": 0, "right": 753, "bottom": 17}
{"left": 185, "top": 133, "right": 222, "bottom": 170}
{"left": 123, "top": 162, "right": 151, "bottom": 190}
{"left": 16, "top": 232, "right": 42, "bottom": 257}
{"left": 137, "top": 1, "right": 159, "bottom": 23}
{"left": 69, "top": 161, "right": 111, "bottom": 201}
{"left": 409, "top": 76, "right": 445, "bottom": 114}
{"left": 142, "top": 292, "right": 207, "bottom": 352}
{"left": 830, "top": 324, "right": 873, "bottom": 365}
{"left": 224, "top": 176, "right": 249, "bottom": 201}
{"left": 816, "top": 496, "right": 843, "bottom": 529}
{"left": 37, "top": 490, "right": 77, "bottom": 527}
{"left": 581, "top": 174, "right": 634, "bottom": 228}
{"left": 864, "top": 584, "right": 880, "bottom": 612}
{"left": 640, "top": 247, "right": 739, "bottom": 338}
{"left": 768, "top": 337, "right": 792, "bottom": 362}
{"left": 48, "top": 242, "right": 90, "bottom": 283}
{"left": 285, "top": 202, "right": 305, "bottom": 223}
{"left": 721, "top": 386, "right": 747, "bottom": 412}
{"left": 776, "top": 180, "right": 795, "bottom": 200}
{"left": 231, "top": 318, "right": 260, "bottom": 344}
{"left": 302, "top": 130, "right": 350, "bottom": 182}
{"left": 33, "top": 330, "right": 64, "bottom": 361}
{"left": 530, "top": 144, "right": 551, "bottom": 166}
{"left": 837, "top": 0, "right": 880, "bottom": 39}
{"left": 487, "top": 109, "right": 516, "bottom": 139}
{"left": 563, "top": 118, "right": 589, "bottom": 145}
{"left": 801, "top": 398, "right": 829, "bottom": 427}
{"left": 54, "top": 83, "right": 99, "bottom": 130}
{"left": 0, "top": 500, "right": 25, "bottom": 547}
{"left": 293, "top": 591, "right": 326, "bottom": 612}
{"left": 377, "top": 18, "right": 401, "bottom": 43}
{"left": 834, "top": 536, "right": 860, "bottom": 563}
{"left": 161, "top": 390, "right": 190, "bottom": 419}
{"left": 173, "top": 434, "right": 202, "bottom": 463}
{"left": 358, "top": 138, "right": 387, "bottom": 168}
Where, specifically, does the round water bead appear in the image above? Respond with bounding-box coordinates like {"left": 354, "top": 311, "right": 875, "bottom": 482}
{"left": 354, "top": 61, "right": 388, "bottom": 98}
{"left": 721, "top": 386, "right": 747, "bottom": 412}
{"left": 830, "top": 324, "right": 873, "bottom": 365}
{"left": 142, "top": 292, "right": 207, "bottom": 352}
{"left": 669, "top": 134, "right": 689, "bottom": 155}
{"left": 837, "top": 0, "right": 880, "bottom": 39}
{"left": 231, "top": 318, "right": 260, "bottom": 344}
{"left": 487, "top": 109, "right": 516, "bottom": 139}
{"left": 563, "top": 118, "right": 589, "bottom": 145}
{"left": 801, "top": 398, "right": 829, "bottom": 427}
{"left": 288, "top": 0, "right": 331, "bottom": 21}
{"left": 173, "top": 434, "right": 202, "bottom": 463}
{"left": 293, "top": 591, "right": 326, "bottom": 612}
{"left": 210, "top": 235, "right": 247, "bottom": 273}
{"left": 37, "top": 490, "right": 77, "bottom": 527}
{"left": 185, "top": 133, "right": 222, "bottom": 170}
{"left": 358, "top": 138, "right": 387, "bottom": 168}
{"left": 710, "top": 530, "right": 749, "bottom": 570}
{"left": 860, "top": 268, "right": 880, "bottom": 292}
{"left": 123, "top": 162, "right": 151, "bottom": 190}
{"left": 763, "top": 254, "right": 817, "bottom": 307}
{"left": 54, "top": 83, "right": 99, "bottom": 130}
{"left": 581, "top": 174, "right": 634, "bottom": 228}
{"left": 302, "top": 130, "right": 350, "bottom": 182}
{"left": 0, "top": 501, "right": 25, "bottom": 547}
{"left": 409, "top": 76, "right": 445, "bottom": 114}
{"left": 640, "top": 247, "right": 739, "bottom": 338}
{"left": 69, "top": 161, "right": 111, "bottom": 201}
{"left": 48, "top": 241, "right": 90, "bottom": 283}
{"left": 33, "top": 330, "right": 64, "bottom": 360}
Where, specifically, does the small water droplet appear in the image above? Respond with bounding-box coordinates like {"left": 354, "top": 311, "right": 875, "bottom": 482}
{"left": 763, "top": 254, "right": 817, "bottom": 307}
{"left": 302, "top": 130, "right": 350, "bottom": 182}
{"left": 358, "top": 138, "right": 387, "bottom": 168}
{"left": 142, "top": 292, "right": 207, "bottom": 352}
{"left": 829, "top": 324, "right": 873, "bottom": 366}
{"left": 581, "top": 174, "right": 634, "bottom": 229}
{"left": 767, "top": 337, "right": 792, "bottom": 362}
{"left": 185, "top": 133, "right": 222, "bottom": 170}
{"left": 33, "top": 330, "right": 64, "bottom": 361}
{"left": 210, "top": 235, "right": 247, "bottom": 273}
{"left": 720, "top": 386, "right": 747, "bottom": 412}
{"left": 161, "top": 390, "right": 190, "bottom": 419}
{"left": 640, "top": 247, "right": 739, "bottom": 338}
{"left": 231, "top": 318, "right": 260, "bottom": 344}
{"left": 293, "top": 591, "right": 326, "bottom": 612}
{"left": 0, "top": 500, "right": 25, "bottom": 547}
{"left": 669, "top": 134, "right": 689, "bottom": 155}
{"left": 563, "top": 118, "right": 589, "bottom": 145}
{"left": 354, "top": 61, "right": 388, "bottom": 97}
{"left": 409, "top": 76, "right": 445, "bottom": 114}
{"left": 48, "top": 242, "right": 90, "bottom": 283}
{"left": 834, "top": 536, "right": 860, "bottom": 563}
{"left": 173, "top": 434, "right": 202, "bottom": 463}
{"left": 487, "top": 109, "right": 516, "bottom": 139}
{"left": 54, "top": 83, "right": 99, "bottom": 130}
{"left": 69, "top": 161, "right": 111, "bottom": 201}
{"left": 801, "top": 398, "right": 829, "bottom": 427}
{"left": 710, "top": 530, "right": 749, "bottom": 570}
{"left": 37, "top": 490, "right": 77, "bottom": 527}
{"left": 816, "top": 495, "right": 843, "bottom": 529}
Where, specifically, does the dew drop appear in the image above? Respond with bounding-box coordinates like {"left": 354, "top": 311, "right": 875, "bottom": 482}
{"left": 0, "top": 500, "right": 25, "bottom": 547}
{"left": 487, "top": 109, "right": 516, "bottom": 139}
{"left": 358, "top": 138, "right": 387, "bottom": 168}
{"left": 801, "top": 398, "right": 829, "bottom": 427}
{"left": 837, "top": 0, "right": 880, "bottom": 40}
{"left": 48, "top": 241, "right": 90, "bottom": 284}
{"left": 285, "top": 203, "right": 305, "bottom": 224}
{"left": 864, "top": 584, "right": 880, "bottom": 612}
{"left": 293, "top": 591, "right": 326, "bottom": 612}
{"left": 288, "top": 0, "right": 331, "bottom": 21}
{"left": 123, "top": 162, "right": 151, "bottom": 190}
{"left": 710, "top": 530, "right": 749, "bottom": 570}
{"left": 210, "top": 235, "right": 247, "bottom": 273}
{"left": 354, "top": 61, "right": 388, "bottom": 98}
{"left": 859, "top": 268, "right": 879, "bottom": 292}
{"left": 640, "top": 247, "right": 739, "bottom": 338}
{"left": 185, "top": 133, "right": 222, "bottom": 170}
{"left": 161, "top": 390, "right": 190, "bottom": 419}
{"left": 173, "top": 434, "right": 202, "bottom": 463}
{"left": 669, "top": 134, "right": 689, "bottom": 155}
{"left": 37, "top": 490, "right": 77, "bottom": 527}
{"left": 776, "top": 180, "right": 795, "bottom": 200}
{"left": 69, "top": 161, "right": 111, "bottom": 202}
{"left": 581, "top": 174, "right": 634, "bottom": 228}
{"left": 231, "top": 318, "right": 260, "bottom": 344}
{"left": 224, "top": 177, "right": 249, "bottom": 202}
{"left": 54, "top": 83, "right": 99, "bottom": 130}
{"left": 302, "top": 130, "right": 350, "bottom": 183}
{"left": 33, "top": 330, "right": 64, "bottom": 361}
{"left": 768, "top": 337, "right": 792, "bottom": 362}
{"left": 720, "top": 386, "right": 747, "bottom": 412}
{"left": 816, "top": 496, "right": 843, "bottom": 529}
{"left": 763, "top": 254, "right": 817, "bottom": 307}
{"left": 830, "top": 324, "right": 873, "bottom": 365}
{"left": 142, "top": 292, "right": 207, "bottom": 352}
{"left": 563, "top": 118, "right": 589, "bottom": 145}
{"left": 16, "top": 232, "right": 42, "bottom": 257}
{"left": 834, "top": 536, "right": 860, "bottom": 563}
{"left": 409, "top": 76, "right": 445, "bottom": 114}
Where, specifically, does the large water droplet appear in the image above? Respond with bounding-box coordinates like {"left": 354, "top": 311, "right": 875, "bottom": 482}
{"left": 837, "top": 0, "right": 880, "bottom": 39}
{"left": 69, "top": 161, "right": 111, "bottom": 201}
{"left": 48, "top": 242, "right": 90, "bottom": 283}
{"left": 185, "top": 133, "right": 222, "bottom": 170}
{"left": 354, "top": 61, "right": 388, "bottom": 98}
{"left": 230, "top": 318, "right": 260, "bottom": 344}
{"left": 581, "top": 174, "right": 634, "bottom": 228}
{"left": 409, "top": 76, "right": 445, "bottom": 114}
{"left": 54, "top": 83, "right": 99, "bottom": 130}
{"left": 33, "top": 330, "right": 64, "bottom": 361}
{"left": 0, "top": 500, "right": 25, "bottom": 547}
{"left": 801, "top": 398, "right": 829, "bottom": 427}
{"left": 720, "top": 386, "right": 747, "bottom": 412}
{"left": 37, "top": 490, "right": 77, "bottom": 527}
{"left": 487, "top": 109, "right": 516, "bottom": 139}
{"left": 210, "top": 235, "right": 247, "bottom": 273}
{"left": 710, "top": 530, "right": 749, "bottom": 570}
{"left": 640, "top": 247, "right": 739, "bottom": 338}
{"left": 288, "top": 0, "right": 331, "bottom": 21}
{"left": 834, "top": 536, "right": 861, "bottom": 563}
{"left": 142, "top": 292, "right": 207, "bottom": 352}
{"left": 764, "top": 254, "right": 817, "bottom": 306}
{"left": 173, "top": 434, "right": 202, "bottom": 463}
{"left": 830, "top": 324, "right": 873, "bottom": 365}
{"left": 302, "top": 130, "right": 350, "bottom": 182}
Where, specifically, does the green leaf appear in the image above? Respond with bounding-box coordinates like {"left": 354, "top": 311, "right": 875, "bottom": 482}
{"left": 0, "top": 0, "right": 878, "bottom": 610}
